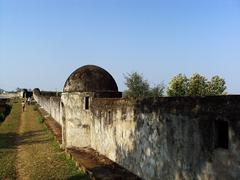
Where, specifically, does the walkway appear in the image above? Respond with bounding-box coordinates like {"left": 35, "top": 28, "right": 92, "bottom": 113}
{"left": 0, "top": 100, "right": 88, "bottom": 179}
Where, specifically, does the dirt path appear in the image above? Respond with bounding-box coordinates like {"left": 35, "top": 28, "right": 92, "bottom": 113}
{"left": 15, "top": 105, "right": 87, "bottom": 180}
{"left": 16, "top": 108, "right": 49, "bottom": 179}
{"left": 16, "top": 112, "right": 31, "bottom": 180}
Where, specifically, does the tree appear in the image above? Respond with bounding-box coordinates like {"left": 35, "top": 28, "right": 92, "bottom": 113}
{"left": 149, "top": 84, "right": 165, "bottom": 98}
{"left": 167, "top": 74, "right": 188, "bottom": 96}
{"left": 16, "top": 87, "right": 22, "bottom": 92}
{"left": 124, "top": 72, "right": 165, "bottom": 98}
{"left": 207, "top": 76, "right": 226, "bottom": 95}
{"left": 167, "top": 73, "right": 227, "bottom": 97}
{"left": 124, "top": 72, "right": 150, "bottom": 98}
{"left": 187, "top": 73, "right": 208, "bottom": 96}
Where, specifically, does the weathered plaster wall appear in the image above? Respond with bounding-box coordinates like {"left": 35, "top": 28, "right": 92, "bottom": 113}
{"left": 91, "top": 99, "right": 135, "bottom": 161}
{"left": 50, "top": 97, "right": 61, "bottom": 125}
{"left": 34, "top": 90, "right": 240, "bottom": 180}
{"left": 33, "top": 91, "right": 62, "bottom": 126}
{"left": 0, "top": 92, "right": 21, "bottom": 99}
{"left": 61, "top": 92, "right": 92, "bottom": 148}
{"left": 91, "top": 96, "right": 240, "bottom": 180}
{"left": 40, "top": 95, "right": 51, "bottom": 114}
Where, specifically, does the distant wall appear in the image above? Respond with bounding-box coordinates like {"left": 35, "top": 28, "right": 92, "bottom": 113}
{"left": 33, "top": 90, "right": 62, "bottom": 126}
{"left": 50, "top": 97, "right": 61, "bottom": 125}
{"left": 0, "top": 92, "right": 21, "bottom": 99}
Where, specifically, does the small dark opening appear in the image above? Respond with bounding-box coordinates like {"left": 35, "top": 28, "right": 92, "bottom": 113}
{"left": 85, "top": 97, "right": 89, "bottom": 110}
{"left": 108, "top": 110, "right": 112, "bottom": 124}
{"left": 215, "top": 120, "right": 229, "bottom": 149}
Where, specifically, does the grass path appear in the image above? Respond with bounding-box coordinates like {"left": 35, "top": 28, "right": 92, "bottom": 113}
{"left": 0, "top": 100, "right": 21, "bottom": 179}
{"left": 0, "top": 100, "right": 88, "bottom": 180}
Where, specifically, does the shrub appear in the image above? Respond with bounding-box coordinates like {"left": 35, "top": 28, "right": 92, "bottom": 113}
{"left": 37, "top": 116, "right": 44, "bottom": 124}
{"left": 33, "top": 105, "right": 38, "bottom": 111}
{"left": 0, "top": 113, "right": 4, "bottom": 122}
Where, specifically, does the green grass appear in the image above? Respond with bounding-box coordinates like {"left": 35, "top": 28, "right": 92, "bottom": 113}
{"left": 0, "top": 100, "right": 89, "bottom": 180}
{"left": 0, "top": 99, "right": 21, "bottom": 179}
{"left": 17, "top": 104, "right": 89, "bottom": 180}
{"left": 33, "top": 104, "right": 38, "bottom": 111}
{"left": 36, "top": 115, "right": 45, "bottom": 124}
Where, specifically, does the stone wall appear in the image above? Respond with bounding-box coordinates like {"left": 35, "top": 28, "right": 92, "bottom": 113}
{"left": 0, "top": 92, "right": 21, "bottom": 99}
{"left": 34, "top": 90, "right": 240, "bottom": 180}
{"left": 90, "top": 96, "right": 240, "bottom": 180}
{"left": 91, "top": 99, "right": 135, "bottom": 161}
{"left": 33, "top": 91, "right": 62, "bottom": 126}
{"left": 61, "top": 92, "right": 93, "bottom": 147}
{"left": 50, "top": 97, "right": 61, "bottom": 125}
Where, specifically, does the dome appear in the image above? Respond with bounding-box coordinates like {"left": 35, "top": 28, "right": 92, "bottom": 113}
{"left": 33, "top": 88, "right": 41, "bottom": 95}
{"left": 63, "top": 65, "right": 118, "bottom": 93}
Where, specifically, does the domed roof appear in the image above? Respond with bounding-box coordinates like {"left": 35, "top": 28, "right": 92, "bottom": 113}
{"left": 63, "top": 65, "right": 118, "bottom": 93}
{"left": 33, "top": 88, "right": 41, "bottom": 95}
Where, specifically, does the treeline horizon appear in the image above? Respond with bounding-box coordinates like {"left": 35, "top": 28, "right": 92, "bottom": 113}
{"left": 1, "top": 72, "right": 227, "bottom": 97}
{"left": 124, "top": 72, "right": 227, "bottom": 98}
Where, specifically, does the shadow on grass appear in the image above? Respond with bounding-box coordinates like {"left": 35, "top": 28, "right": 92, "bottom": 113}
{"left": 0, "top": 132, "right": 17, "bottom": 149}
{"left": 0, "top": 129, "right": 52, "bottom": 149}
{"left": 17, "top": 129, "right": 52, "bottom": 146}
{"left": 66, "top": 174, "right": 90, "bottom": 180}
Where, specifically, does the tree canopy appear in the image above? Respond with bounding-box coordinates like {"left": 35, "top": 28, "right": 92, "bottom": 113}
{"left": 124, "top": 72, "right": 227, "bottom": 98}
{"left": 207, "top": 76, "right": 227, "bottom": 96}
{"left": 166, "top": 74, "right": 188, "bottom": 97}
{"left": 124, "top": 72, "right": 164, "bottom": 98}
{"left": 167, "top": 73, "right": 226, "bottom": 97}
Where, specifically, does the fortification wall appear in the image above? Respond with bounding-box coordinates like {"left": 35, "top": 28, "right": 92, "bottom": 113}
{"left": 90, "top": 96, "right": 240, "bottom": 180}
{"left": 0, "top": 92, "right": 21, "bottom": 99}
{"left": 40, "top": 96, "right": 51, "bottom": 114}
{"left": 33, "top": 91, "right": 62, "bottom": 126}
{"left": 90, "top": 99, "right": 135, "bottom": 161}
{"left": 61, "top": 92, "right": 93, "bottom": 147}
{"left": 50, "top": 97, "right": 61, "bottom": 125}
{"left": 34, "top": 90, "right": 240, "bottom": 179}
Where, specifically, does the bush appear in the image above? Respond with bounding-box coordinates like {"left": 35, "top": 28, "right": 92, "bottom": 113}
{"left": 37, "top": 116, "right": 44, "bottom": 124}
{"left": 33, "top": 105, "right": 38, "bottom": 111}
{"left": 0, "top": 113, "right": 4, "bottom": 122}
{"left": 0, "top": 105, "right": 11, "bottom": 122}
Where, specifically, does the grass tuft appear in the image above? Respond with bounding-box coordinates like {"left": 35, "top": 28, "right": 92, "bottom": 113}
{"left": 33, "top": 105, "right": 38, "bottom": 111}
{"left": 37, "top": 116, "right": 45, "bottom": 124}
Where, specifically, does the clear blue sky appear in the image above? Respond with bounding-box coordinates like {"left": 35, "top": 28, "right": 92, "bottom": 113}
{"left": 0, "top": 0, "right": 240, "bottom": 93}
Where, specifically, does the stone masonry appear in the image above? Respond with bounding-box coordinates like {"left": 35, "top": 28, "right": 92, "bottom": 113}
{"left": 33, "top": 65, "right": 240, "bottom": 180}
